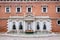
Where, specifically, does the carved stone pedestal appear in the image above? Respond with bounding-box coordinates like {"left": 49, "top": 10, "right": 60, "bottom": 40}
{"left": 25, "top": 30, "right": 34, "bottom": 34}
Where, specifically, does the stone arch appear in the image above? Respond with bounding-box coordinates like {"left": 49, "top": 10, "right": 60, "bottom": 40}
{"left": 36, "top": 22, "right": 40, "bottom": 30}
{"left": 7, "top": 19, "right": 20, "bottom": 32}
{"left": 43, "top": 22, "right": 46, "bottom": 30}
{"left": 12, "top": 22, "right": 16, "bottom": 30}
{"left": 36, "top": 20, "right": 41, "bottom": 30}
{"left": 42, "top": 19, "right": 52, "bottom": 31}
{"left": 12, "top": 20, "right": 17, "bottom": 30}
{"left": 19, "top": 20, "right": 24, "bottom": 30}
{"left": 19, "top": 22, "right": 23, "bottom": 30}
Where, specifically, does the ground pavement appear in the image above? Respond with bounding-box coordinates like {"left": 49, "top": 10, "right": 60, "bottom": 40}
{"left": 0, "top": 33, "right": 60, "bottom": 40}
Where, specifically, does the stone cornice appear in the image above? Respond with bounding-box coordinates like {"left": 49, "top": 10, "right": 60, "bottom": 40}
{"left": 0, "top": 16, "right": 60, "bottom": 20}
{"left": 0, "top": 1, "right": 60, "bottom": 4}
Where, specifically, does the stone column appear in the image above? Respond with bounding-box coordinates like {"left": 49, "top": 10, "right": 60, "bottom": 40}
{"left": 15, "top": 21, "right": 19, "bottom": 34}
{"left": 7, "top": 21, "right": 13, "bottom": 32}
{"left": 40, "top": 22, "right": 43, "bottom": 31}
{"left": 23, "top": 21, "right": 26, "bottom": 32}
{"left": 46, "top": 21, "right": 51, "bottom": 31}
{"left": 32, "top": 21, "right": 36, "bottom": 32}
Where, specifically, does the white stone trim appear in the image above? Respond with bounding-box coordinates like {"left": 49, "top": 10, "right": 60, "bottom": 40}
{"left": 7, "top": 16, "right": 51, "bottom": 32}
{"left": 9, "top": 16, "right": 50, "bottom": 19}
{"left": 42, "top": 20, "right": 52, "bottom": 31}
{"left": 7, "top": 20, "right": 13, "bottom": 32}
{"left": 35, "top": 16, "right": 49, "bottom": 18}
{"left": 9, "top": 16, "right": 24, "bottom": 18}
{"left": 36, "top": 19, "right": 52, "bottom": 31}
{"left": 23, "top": 21, "right": 26, "bottom": 32}
{"left": 32, "top": 21, "right": 36, "bottom": 32}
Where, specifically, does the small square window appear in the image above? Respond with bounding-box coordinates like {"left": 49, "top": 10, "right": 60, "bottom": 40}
{"left": 17, "top": 8, "right": 20, "bottom": 12}
{"left": 43, "top": 8, "right": 46, "bottom": 12}
{"left": 27, "top": 7, "right": 32, "bottom": 13}
{"left": 16, "top": 7, "right": 21, "bottom": 13}
{"left": 5, "top": 7, "right": 10, "bottom": 13}
{"left": 58, "top": 20, "right": 60, "bottom": 24}
{"left": 42, "top": 7, "right": 47, "bottom": 13}
{"left": 28, "top": 8, "right": 31, "bottom": 12}
{"left": 57, "top": 7, "right": 60, "bottom": 12}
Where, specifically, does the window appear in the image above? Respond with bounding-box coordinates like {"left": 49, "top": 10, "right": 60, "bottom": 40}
{"left": 42, "top": 7, "right": 47, "bottom": 13}
{"left": 12, "top": 22, "right": 16, "bottom": 30}
{"left": 19, "top": 22, "right": 23, "bottom": 30}
{"left": 27, "top": 7, "right": 32, "bottom": 13}
{"left": 56, "top": 7, "right": 60, "bottom": 13}
{"left": 5, "top": 7, "right": 10, "bottom": 13}
{"left": 57, "top": 20, "right": 60, "bottom": 25}
{"left": 43, "top": 23, "right": 46, "bottom": 30}
{"left": 36, "top": 22, "right": 40, "bottom": 30}
{"left": 16, "top": 7, "right": 21, "bottom": 13}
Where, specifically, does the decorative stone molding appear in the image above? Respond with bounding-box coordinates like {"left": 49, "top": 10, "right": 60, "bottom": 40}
{"left": 35, "top": 16, "right": 50, "bottom": 19}
{"left": 9, "top": 16, "right": 24, "bottom": 19}
{"left": 7, "top": 16, "right": 52, "bottom": 32}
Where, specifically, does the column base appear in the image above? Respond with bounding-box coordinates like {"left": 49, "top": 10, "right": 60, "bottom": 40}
{"left": 25, "top": 30, "right": 34, "bottom": 34}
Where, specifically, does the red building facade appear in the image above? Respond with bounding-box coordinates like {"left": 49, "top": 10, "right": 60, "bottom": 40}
{"left": 0, "top": 0, "right": 60, "bottom": 33}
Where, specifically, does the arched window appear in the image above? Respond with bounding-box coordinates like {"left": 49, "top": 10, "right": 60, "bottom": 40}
{"left": 43, "top": 23, "right": 46, "bottom": 30}
{"left": 36, "top": 22, "right": 40, "bottom": 30}
{"left": 19, "top": 22, "right": 23, "bottom": 30}
{"left": 12, "top": 22, "right": 16, "bottom": 30}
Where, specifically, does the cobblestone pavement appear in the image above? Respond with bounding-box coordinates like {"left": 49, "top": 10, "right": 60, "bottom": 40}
{"left": 0, "top": 33, "right": 60, "bottom": 40}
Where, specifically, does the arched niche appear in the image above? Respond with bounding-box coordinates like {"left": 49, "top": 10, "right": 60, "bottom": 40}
{"left": 19, "top": 22, "right": 23, "bottom": 30}
{"left": 12, "top": 22, "right": 16, "bottom": 30}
